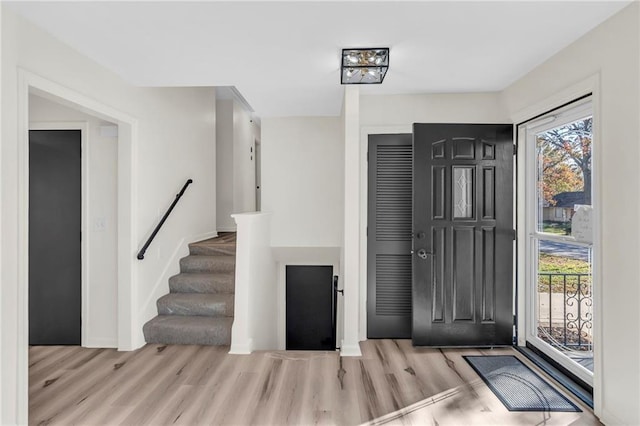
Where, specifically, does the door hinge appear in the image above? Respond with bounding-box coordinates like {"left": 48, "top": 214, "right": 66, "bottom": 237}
{"left": 513, "top": 229, "right": 517, "bottom": 240}
{"left": 367, "top": 151, "right": 369, "bottom": 162}
{"left": 366, "top": 226, "right": 368, "bottom": 236}
{"left": 513, "top": 144, "right": 518, "bottom": 156}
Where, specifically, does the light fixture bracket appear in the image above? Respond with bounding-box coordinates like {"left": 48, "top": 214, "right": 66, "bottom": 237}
{"left": 341, "top": 48, "right": 389, "bottom": 85}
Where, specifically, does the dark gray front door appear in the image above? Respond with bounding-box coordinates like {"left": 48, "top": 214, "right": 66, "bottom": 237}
{"left": 412, "top": 124, "right": 513, "bottom": 346}
{"left": 367, "top": 134, "right": 412, "bottom": 338}
{"left": 29, "top": 130, "right": 82, "bottom": 345}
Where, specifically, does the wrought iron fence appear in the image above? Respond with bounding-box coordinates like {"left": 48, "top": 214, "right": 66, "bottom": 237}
{"left": 537, "top": 272, "right": 592, "bottom": 351}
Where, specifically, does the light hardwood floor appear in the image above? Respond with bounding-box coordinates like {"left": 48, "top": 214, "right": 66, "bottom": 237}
{"left": 29, "top": 340, "right": 600, "bottom": 425}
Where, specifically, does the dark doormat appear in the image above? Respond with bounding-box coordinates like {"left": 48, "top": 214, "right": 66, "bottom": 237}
{"left": 463, "top": 355, "right": 581, "bottom": 412}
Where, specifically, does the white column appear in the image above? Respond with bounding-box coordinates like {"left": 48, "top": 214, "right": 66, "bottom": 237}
{"left": 341, "top": 86, "right": 362, "bottom": 356}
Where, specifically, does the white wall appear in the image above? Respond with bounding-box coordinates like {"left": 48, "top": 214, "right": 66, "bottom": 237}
{"left": 261, "top": 116, "right": 344, "bottom": 247}
{"left": 502, "top": 3, "right": 639, "bottom": 425}
{"left": 360, "top": 92, "right": 510, "bottom": 126}
{"left": 233, "top": 101, "right": 256, "bottom": 215}
{"left": 29, "top": 94, "right": 118, "bottom": 347}
{"left": 2, "top": 9, "right": 216, "bottom": 424}
{"left": 216, "top": 99, "right": 257, "bottom": 232}
{"left": 216, "top": 100, "right": 235, "bottom": 231}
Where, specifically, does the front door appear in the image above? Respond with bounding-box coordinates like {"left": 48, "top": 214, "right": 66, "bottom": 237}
{"left": 412, "top": 124, "right": 513, "bottom": 346}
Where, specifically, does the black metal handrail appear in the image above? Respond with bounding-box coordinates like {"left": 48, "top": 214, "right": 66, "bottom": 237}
{"left": 137, "top": 179, "right": 193, "bottom": 260}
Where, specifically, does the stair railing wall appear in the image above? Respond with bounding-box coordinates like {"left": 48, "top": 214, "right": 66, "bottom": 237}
{"left": 229, "top": 212, "right": 277, "bottom": 353}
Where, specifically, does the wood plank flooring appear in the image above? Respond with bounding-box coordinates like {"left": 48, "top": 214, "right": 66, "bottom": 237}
{"left": 29, "top": 340, "right": 600, "bottom": 425}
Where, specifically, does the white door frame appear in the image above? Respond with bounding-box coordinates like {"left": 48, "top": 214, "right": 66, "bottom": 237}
{"left": 16, "top": 69, "right": 139, "bottom": 423}
{"left": 512, "top": 73, "right": 602, "bottom": 415}
{"left": 522, "top": 98, "right": 595, "bottom": 385}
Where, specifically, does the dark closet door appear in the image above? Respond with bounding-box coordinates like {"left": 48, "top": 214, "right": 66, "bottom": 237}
{"left": 286, "top": 265, "right": 334, "bottom": 350}
{"left": 367, "top": 134, "right": 413, "bottom": 338}
{"left": 29, "top": 130, "right": 82, "bottom": 345}
{"left": 412, "top": 124, "right": 513, "bottom": 346}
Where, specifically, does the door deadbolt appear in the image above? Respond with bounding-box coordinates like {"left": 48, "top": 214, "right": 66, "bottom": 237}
{"left": 417, "top": 249, "right": 432, "bottom": 260}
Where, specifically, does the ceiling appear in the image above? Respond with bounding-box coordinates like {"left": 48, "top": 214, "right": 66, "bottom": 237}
{"left": 6, "top": 1, "right": 632, "bottom": 117}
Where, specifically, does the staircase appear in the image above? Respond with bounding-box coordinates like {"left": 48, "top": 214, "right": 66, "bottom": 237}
{"left": 143, "top": 233, "right": 236, "bottom": 346}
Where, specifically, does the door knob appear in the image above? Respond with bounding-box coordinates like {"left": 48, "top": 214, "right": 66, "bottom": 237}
{"left": 416, "top": 249, "right": 432, "bottom": 260}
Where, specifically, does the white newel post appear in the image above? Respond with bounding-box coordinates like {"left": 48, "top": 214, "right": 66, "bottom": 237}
{"left": 229, "top": 212, "right": 276, "bottom": 354}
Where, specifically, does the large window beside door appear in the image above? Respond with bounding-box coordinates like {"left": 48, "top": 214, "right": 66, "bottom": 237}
{"left": 523, "top": 98, "right": 595, "bottom": 385}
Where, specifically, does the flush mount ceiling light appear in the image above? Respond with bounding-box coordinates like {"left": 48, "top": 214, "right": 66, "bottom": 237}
{"left": 341, "top": 48, "right": 389, "bottom": 84}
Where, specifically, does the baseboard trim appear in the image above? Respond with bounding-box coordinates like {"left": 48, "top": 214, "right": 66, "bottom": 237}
{"left": 217, "top": 226, "right": 237, "bottom": 233}
{"left": 229, "top": 339, "right": 253, "bottom": 355}
{"left": 191, "top": 230, "right": 218, "bottom": 243}
{"left": 600, "top": 408, "right": 627, "bottom": 426}
{"left": 340, "top": 341, "right": 362, "bottom": 357}
{"left": 84, "top": 337, "right": 118, "bottom": 348}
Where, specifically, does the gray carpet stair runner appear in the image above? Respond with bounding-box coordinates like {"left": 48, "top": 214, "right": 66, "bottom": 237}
{"left": 143, "top": 233, "right": 236, "bottom": 345}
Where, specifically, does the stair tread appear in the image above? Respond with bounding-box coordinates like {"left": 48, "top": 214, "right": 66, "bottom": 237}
{"left": 160, "top": 292, "right": 232, "bottom": 300}
{"left": 157, "top": 293, "right": 234, "bottom": 316}
{"left": 189, "top": 243, "right": 236, "bottom": 249}
{"left": 190, "top": 233, "right": 236, "bottom": 246}
{"left": 145, "top": 314, "right": 233, "bottom": 324}
{"left": 180, "top": 255, "right": 236, "bottom": 262}
{"left": 180, "top": 255, "right": 236, "bottom": 273}
{"left": 183, "top": 254, "right": 236, "bottom": 259}
{"left": 143, "top": 315, "right": 232, "bottom": 346}
{"left": 169, "top": 272, "right": 234, "bottom": 294}
{"left": 170, "top": 272, "right": 235, "bottom": 281}
{"left": 159, "top": 293, "right": 233, "bottom": 305}
{"left": 188, "top": 244, "right": 236, "bottom": 256}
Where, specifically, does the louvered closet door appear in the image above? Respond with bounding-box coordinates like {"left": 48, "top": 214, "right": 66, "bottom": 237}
{"left": 367, "top": 134, "right": 412, "bottom": 338}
